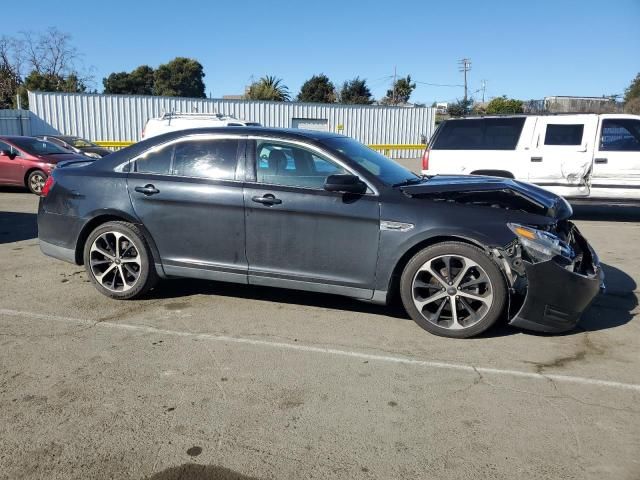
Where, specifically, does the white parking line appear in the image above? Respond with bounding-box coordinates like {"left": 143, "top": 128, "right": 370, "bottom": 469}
{"left": 2, "top": 307, "right": 640, "bottom": 392}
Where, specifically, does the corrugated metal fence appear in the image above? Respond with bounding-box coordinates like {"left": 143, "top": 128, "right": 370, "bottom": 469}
{"left": 0, "top": 110, "right": 32, "bottom": 136}
{"left": 28, "top": 91, "right": 435, "bottom": 158}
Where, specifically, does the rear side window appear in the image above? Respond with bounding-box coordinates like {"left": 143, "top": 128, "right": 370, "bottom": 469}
{"left": 432, "top": 118, "right": 525, "bottom": 150}
{"left": 600, "top": 119, "right": 640, "bottom": 152}
{"left": 172, "top": 139, "right": 239, "bottom": 180}
{"left": 134, "top": 144, "right": 173, "bottom": 174}
{"left": 544, "top": 124, "right": 584, "bottom": 146}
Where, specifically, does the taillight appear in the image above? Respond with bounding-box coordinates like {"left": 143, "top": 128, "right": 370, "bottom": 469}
{"left": 41, "top": 175, "right": 55, "bottom": 197}
{"left": 421, "top": 148, "right": 430, "bottom": 171}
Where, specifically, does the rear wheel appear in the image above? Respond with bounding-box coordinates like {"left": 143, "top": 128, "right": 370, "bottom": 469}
{"left": 27, "top": 170, "right": 47, "bottom": 195}
{"left": 83, "top": 221, "right": 158, "bottom": 299}
{"left": 400, "top": 242, "right": 507, "bottom": 338}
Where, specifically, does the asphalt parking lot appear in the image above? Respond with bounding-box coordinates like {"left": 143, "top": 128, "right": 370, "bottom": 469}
{"left": 1, "top": 188, "right": 639, "bottom": 480}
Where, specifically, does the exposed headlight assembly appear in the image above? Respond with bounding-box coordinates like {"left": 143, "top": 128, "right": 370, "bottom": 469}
{"left": 508, "top": 223, "right": 575, "bottom": 263}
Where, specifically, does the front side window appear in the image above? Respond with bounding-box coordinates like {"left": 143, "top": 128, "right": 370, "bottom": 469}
{"left": 256, "top": 141, "right": 346, "bottom": 189}
{"left": 600, "top": 119, "right": 640, "bottom": 152}
{"left": 172, "top": 139, "right": 239, "bottom": 180}
{"left": 9, "top": 137, "right": 69, "bottom": 155}
{"left": 544, "top": 124, "right": 584, "bottom": 146}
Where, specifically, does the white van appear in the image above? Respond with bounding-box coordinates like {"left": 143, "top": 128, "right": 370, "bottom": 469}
{"left": 142, "top": 112, "right": 261, "bottom": 139}
{"left": 422, "top": 114, "right": 640, "bottom": 202}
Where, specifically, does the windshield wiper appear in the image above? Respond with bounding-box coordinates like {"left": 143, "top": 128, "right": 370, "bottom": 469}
{"left": 392, "top": 176, "right": 425, "bottom": 188}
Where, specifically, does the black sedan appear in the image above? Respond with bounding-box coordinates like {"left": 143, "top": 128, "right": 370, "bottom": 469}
{"left": 37, "top": 127, "right": 604, "bottom": 338}
{"left": 36, "top": 135, "right": 111, "bottom": 158}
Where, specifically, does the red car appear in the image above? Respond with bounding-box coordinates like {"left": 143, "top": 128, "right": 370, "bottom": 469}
{"left": 0, "top": 136, "right": 90, "bottom": 194}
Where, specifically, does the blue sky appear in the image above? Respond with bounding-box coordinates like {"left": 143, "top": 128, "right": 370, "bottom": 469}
{"left": 6, "top": 0, "right": 640, "bottom": 103}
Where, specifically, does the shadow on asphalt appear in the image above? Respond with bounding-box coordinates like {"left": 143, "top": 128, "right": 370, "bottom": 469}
{"left": 149, "top": 262, "right": 636, "bottom": 339}
{"left": 145, "top": 463, "right": 260, "bottom": 480}
{"left": 148, "top": 277, "right": 411, "bottom": 320}
{"left": 0, "top": 211, "right": 37, "bottom": 244}
{"left": 571, "top": 204, "right": 640, "bottom": 222}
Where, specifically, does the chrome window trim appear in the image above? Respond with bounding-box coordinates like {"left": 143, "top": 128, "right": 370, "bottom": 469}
{"left": 248, "top": 135, "right": 379, "bottom": 196}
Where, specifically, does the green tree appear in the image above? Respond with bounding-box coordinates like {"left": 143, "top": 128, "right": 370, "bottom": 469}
{"left": 0, "top": 65, "right": 20, "bottom": 109}
{"left": 103, "top": 65, "right": 155, "bottom": 95}
{"left": 297, "top": 74, "right": 335, "bottom": 103}
{"left": 17, "top": 70, "right": 86, "bottom": 106}
{"left": 153, "top": 57, "right": 205, "bottom": 98}
{"left": 485, "top": 96, "right": 524, "bottom": 114}
{"left": 382, "top": 75, "right": 416, "bottom": 105}
{"left": 245, "top": 75, "right": 290, "bottom": 101}
{"left": 339, "top": 77, "right": 373, "bottom": 104}
{"left": 624, "top": 73, "right": 640, "bottom": 103}
{"left": 447, "top": 98, "right": 473, "bottom": 117}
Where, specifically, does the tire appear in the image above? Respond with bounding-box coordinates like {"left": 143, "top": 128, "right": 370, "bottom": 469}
{"left": 83, "top": 221, "right": 158, "bottom": 299}
{"left": 399, "top": 241, "right": 507, "bottom": 338}
{"left": 27, "top": 170, "right": 47, "bottom": 195}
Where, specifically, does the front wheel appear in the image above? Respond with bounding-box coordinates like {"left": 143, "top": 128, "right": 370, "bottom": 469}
{"left": 400, "top": 242, "right": 507, "bottom": 338}
{"left": 27, "top": 170, "right": 47, "bottom": 195}
{"left": 83, "top": 221, "right": 158, "bottom": 299}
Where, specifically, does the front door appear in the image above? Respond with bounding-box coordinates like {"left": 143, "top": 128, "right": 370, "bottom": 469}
{"left": 528, "top": 115, "right": 598, "bottom": 197}
{"left": 0, "top": 141, "right": 24, "bottom": 186}
{"left": 127, "top": 134, "right": 248, "bottom": 282}
{"left": 243, "top": 138, "right": 380, "bottom": 298}
{"left": 590, "top": 117, "right": 640, "bottom": 200}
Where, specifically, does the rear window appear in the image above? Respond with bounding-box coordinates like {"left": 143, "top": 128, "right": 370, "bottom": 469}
{"left": 544, "top": 124, "right": 584, "bottom": 146}
{"left": 432, "top": 118, "right": 525, "bottom": 150}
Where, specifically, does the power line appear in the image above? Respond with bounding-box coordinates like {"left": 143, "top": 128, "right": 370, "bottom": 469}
{"left": 414, "top": 81, "right": 464, "bottom": 88}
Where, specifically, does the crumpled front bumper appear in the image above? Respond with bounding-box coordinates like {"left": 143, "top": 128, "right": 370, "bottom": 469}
{"left": 508, "top": 226, "right": 605, "bottom": 333}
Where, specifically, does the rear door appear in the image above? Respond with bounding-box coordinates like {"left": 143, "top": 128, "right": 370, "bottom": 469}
{"left": 528, "top": 115, "right": 598, "bottom": 197}
{"left": 243, "top": 138, "right": 380, "bottom": 297}
{"left": 590, "top": 116, "right": 640, "bottom": 200}
{"left": 127, "top": 134, "right": 248, "bottom": 282}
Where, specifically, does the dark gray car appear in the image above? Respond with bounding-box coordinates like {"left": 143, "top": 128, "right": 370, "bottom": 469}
{"left": 37, "top": 127, "right": 604, "bottom": 338}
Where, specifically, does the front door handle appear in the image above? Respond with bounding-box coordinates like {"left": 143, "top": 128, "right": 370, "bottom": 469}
{"left": 530, "top": 156, "right": 543, "bottom": 162}
{"left": 134, "top": 184, "right": 160, "bottom": 196}
{"left": 252, "top": 194, "right": 282, "bottom": 206}
{"left": 594, "top": 158, "right": 608, "bottom": 164}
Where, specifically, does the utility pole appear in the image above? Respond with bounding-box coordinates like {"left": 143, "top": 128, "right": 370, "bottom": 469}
{"left": 392, "top": 65, "right": 397, "bottom": 105}
{"left": 458, "top": 58, "right": 471, "bottom": 101}
{"left": 481, "top": 79, "right": 487, "bottom": 103}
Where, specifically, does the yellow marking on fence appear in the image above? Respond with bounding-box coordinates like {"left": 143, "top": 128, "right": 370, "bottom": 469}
{"left": 96, "top": 141, "right": 427, "bottom": 156}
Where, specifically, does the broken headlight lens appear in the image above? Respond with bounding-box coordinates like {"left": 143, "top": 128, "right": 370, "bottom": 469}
{"left": 507, "top": 223, "right": 575, "bottom": 263}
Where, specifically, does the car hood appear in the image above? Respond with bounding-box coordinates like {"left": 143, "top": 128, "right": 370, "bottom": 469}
{"left": 400, "top": 175, "right": 573, "bottom": 220}
{"left": 37, "top": 153, "right": 90, "bottom": 164}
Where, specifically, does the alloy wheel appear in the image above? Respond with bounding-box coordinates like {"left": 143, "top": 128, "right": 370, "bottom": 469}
{"left": 411, "top": 254, "right": 494, "bottom": 331}
{"left": 89, "top": 231, "right": 142, "bottom": 292}
{"left": 30, "top": 173, "right": 46, "bottom": 194}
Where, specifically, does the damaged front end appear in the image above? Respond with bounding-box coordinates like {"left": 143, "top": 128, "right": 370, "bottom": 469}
{"left": 498, "top": 221, "right": 605, "bottom": 333}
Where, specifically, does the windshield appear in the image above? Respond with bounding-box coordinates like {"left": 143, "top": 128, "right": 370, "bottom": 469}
{"left": 67, "top": 137, "right": 96, "bottom": 148}
{"left": 321, "top": 137, "right": 420, "bottom": 186}
{"left": 11, "top": 138, "right": 69, "bottom": 155}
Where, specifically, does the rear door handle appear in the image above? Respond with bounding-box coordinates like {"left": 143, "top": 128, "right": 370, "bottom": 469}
{"left": 134, "top": 184, "right": 160, "bottom": 196}
{"left": 530, "top": 157, "right": 543, "bottom": 162}
{"left": 251, "top": 194, "right": 282, "bottom": 206}
{"left": 594, "top": 158, "right": 608, "bottom": 164}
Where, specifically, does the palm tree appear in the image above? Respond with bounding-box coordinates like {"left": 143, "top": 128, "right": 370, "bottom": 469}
{"left": 245, "top": 75, "right": 290, "bottom": 101}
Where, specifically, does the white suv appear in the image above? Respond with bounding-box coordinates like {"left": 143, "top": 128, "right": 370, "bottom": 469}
{"left": 142, "top": 112, "right": 261, "bottom": 139}
{"left": 422, "top": 114, "right": 640, "bottom": 202}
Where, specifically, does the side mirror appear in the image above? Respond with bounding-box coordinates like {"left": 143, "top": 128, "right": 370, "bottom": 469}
{"left": 324, "top": 174, "right": 367, "bottom": 194}
{"left": 0, "top": 149, "right": 16, "bottom": 159}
